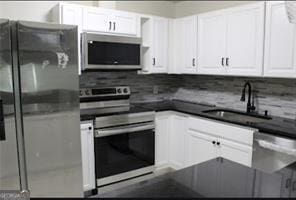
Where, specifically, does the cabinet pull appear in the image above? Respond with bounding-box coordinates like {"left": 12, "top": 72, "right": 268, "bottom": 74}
{"left": 109, "top": 21, "right": 112, "bottom": 30}
{"left": 192, "top": 58, "right": 196, "bottom": 67}
{"left": 217, "top": 142, "right": 220, "bottom": 146}
{"left": 221, "top": 57, "right": 224, "bottom": 66}
{"left": 153, "top": 58, "right": 156, "bottom": 66}
{"left": 226, "top": 57, "right": 229, "bottom": 66}
{"left": 286, "top": 178, "right": 292, "bottom": 188}
{"left": 212, "top": 141, "right": 216, "bottom": 145}
{"left": 0, "top": 99, "right": 5, "bottom": 141}
{"left": 113, "top": 22, "right": 116, "bottom": 31}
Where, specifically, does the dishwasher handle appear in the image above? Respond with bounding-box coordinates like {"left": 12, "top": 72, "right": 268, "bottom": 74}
{"left": 95, "top": 122, "right": 155, "bottom": 138}
{"left": 255, "top": 139, "right": 296, "bottom": 156}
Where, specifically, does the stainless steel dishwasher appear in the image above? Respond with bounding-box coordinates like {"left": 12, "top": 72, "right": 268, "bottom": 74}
{"left": 252, "top": 132, "right": 296, "bottom": 173}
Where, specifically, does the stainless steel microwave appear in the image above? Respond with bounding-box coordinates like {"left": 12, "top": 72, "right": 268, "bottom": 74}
{"left": 81, "top": 33, "right": 142, "bottom": 70}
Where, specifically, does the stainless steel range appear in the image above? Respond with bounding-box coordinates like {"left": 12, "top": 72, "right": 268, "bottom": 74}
{"left": 80, "top": 86, "right": 155, "bottom": 187}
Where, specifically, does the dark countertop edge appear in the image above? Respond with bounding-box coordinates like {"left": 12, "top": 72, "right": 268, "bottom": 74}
{"left": 80, "top": 100, "right": 296, "bottom": 140}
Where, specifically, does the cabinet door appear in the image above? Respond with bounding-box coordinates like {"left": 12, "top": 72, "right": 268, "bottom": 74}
{"left": 83, "top": 7, "right": 110, "bottom": 33}
{"left": 218, "top": 138, "right": 252, "bottom": 167}
{"left": 169, "top": 114, "right": 187, "bottom": 169}
{"left": 198, "top": 10, "right": 227, "bottom": 75}
{"left": 112, "top": 11, "right": 138, "bottom": 36}
{"left": 61, "top": 4, "right": 83, "bottom": 29}
{"left": 225, "top": 2, "right": 264, "bottom": 76}
{"left": 181, "top": 16, "right": 198, "bottom": 74}
{"left": 264, "top": 1, "right": 296, "bottom": 78}
{"left": 80, "top": 123, "right": 96, "bottom": 192}
{"left": 151, "top": 17, "right": 169, "bottom": 73}
{"left": 155, "top": 114, "right": 170, "bottom": 168}
{"left": 185, "top": 129, "right": 217, "bottom": 167}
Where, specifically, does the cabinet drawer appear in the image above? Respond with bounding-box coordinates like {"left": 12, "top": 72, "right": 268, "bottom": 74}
{"left": 188, "top": 116, "right": 255, "bottom": 146}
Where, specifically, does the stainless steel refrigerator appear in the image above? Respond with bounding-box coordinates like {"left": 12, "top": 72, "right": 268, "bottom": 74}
{"left": 0, "top": 19, "right": 83, "bottom": 197}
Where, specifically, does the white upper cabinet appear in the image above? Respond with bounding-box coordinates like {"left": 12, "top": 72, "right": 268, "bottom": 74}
{"left": 112, "top": 11, "right": 138, "bottom": 35}
{"left": 83, "top": 7, "right": 110, "bottom": 33}
{"left": 60, "top": 4, "right": 83, "bottom": 31}
{"left": 264, "top": 1, "right": 296, "bottom": 78}
{"left": 225, "top": 2, "right": 264, "bottom": 76}
{"left": 141, "top": 16, "right": 169, "bottom": 74}
{"left": 172, "top": 16, "right": 198, "bottom": 74}
{"left": 151, "top": 17, "right": 169, "bottom": 73}
{"left": 83, "top": 7, "right": 139, "bottom": 36}
{"left": 198, "top": 10, "right": 227, "bottom": 75}
{"left": 198, "top": 2, "right": 264, "bottom": 76}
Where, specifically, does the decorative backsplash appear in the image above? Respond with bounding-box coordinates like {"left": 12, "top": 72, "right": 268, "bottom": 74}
{"left": 79, "top": 71, "right": 181, "bottom": 102}
{"left": 80, "top": 72, "right": 296, "bottom": 119}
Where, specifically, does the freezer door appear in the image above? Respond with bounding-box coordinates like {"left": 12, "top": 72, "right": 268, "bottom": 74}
{"left": 0, "top": 19, "right": 21, "bottom": 190}
{"left": 16, "top": 21, "right": 83, "bottom": 197}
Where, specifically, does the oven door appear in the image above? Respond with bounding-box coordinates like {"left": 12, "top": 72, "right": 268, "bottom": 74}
{"left": 82, "top": 33, "right": 142, "bottom": 70}
{"left": 94, "top": 122, "right": 155, "bottom": 186}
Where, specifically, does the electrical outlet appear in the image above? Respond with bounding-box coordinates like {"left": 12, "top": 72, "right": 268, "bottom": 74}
{"left": 153, "top": 86, "right": 159, "bottom": 94}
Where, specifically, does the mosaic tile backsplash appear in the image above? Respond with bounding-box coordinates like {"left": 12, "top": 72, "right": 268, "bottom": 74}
{"left": 80, "top": 71, "right": 296, "bottom": 120}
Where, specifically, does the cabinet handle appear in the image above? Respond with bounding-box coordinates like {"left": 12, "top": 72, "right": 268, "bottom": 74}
{"left": 192, "top": 58, "right": 196, "bottom": 67}
{"left": 0, "top": 99, "right": 5, "bottom": 141}
{"left": 88, "top": 126, "right": 92, "bottom": 130}
{"left": 113, "top": 22, "right": 116, "bottom": 31}
{"left": 221, "top": 57, "right": 224, "bottom": 66}
{"left": 217, "top": 142, "right": 220, "bottom": 146}
{"left": 212, "top": 141, "right": 216, "bottom": 145}
{"left": 286, "top": 178, "right": 292, "bottom": 188}
{"left": 226, "top": 57, "right": 229, "bottom": 66}
{"left": 109, "top": 21, "right": 112, "bottom": 30}
{"left": 153, "top": 58, "right": 156, "bottom": 66}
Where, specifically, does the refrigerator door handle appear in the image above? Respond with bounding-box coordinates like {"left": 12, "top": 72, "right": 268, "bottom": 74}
{"left": 0, "top": 99, "right": 5, "bottom": 141}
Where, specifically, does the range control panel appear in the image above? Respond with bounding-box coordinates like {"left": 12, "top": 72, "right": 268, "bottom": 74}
{"left": 79, "top": 86, "right": 130, "bottom": 98}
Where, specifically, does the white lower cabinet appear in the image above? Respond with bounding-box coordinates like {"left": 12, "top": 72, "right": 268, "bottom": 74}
{"left": 169, "top": 113, "right": 187, "bottom": 169}
{"left": 155, "top": 113, "right": 170, "bottom": 168}
{"left": 155, "top": 112, "right": 255, "bottom": 171}
{"left": 185, "top": 129, "right": 217, "bottom": 167}
{"left": 80, "top": 122, "right": 96, "bottom": 192}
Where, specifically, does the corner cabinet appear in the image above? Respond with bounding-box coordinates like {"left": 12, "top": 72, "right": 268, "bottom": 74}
{"left": 264, "top": 1, "right": 296, "bottom": 78}
{"left": 198, "top": 2, "right": 264, "bottom": 76}
{"left": 171, "top": 16, "right": 198, "bottom": 74}
{"left": 141, "top": 16, "right": 169, "bottom": 74}
{"left": 80, "top": 122, "right": 96, "bottom": 192}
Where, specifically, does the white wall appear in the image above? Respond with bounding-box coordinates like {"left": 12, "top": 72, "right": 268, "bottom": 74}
{"left": 174, "top": 1, "right": 255, "bottom": 17}
{"left": 0, "top": 1, "right": 95, "bottom": 22}
{"left": 114, "top": 1, "right": 175, "bottom": 18}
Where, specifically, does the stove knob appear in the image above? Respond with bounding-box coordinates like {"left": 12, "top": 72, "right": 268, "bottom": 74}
{"left": 79, "top": 90, "right": 83, "bottom": 96}
{"left": 85, "top": 90, "right": 90, "bottom": 95}
{"left": 117, "top": 88, "right": 122, "bottom": 94}
{"left": 123, "top": 88, "right": 128, "bottom": 94}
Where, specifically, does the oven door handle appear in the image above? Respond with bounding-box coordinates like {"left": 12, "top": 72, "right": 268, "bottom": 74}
{"left": 95, "top": 122, "right": 155, "bottom": 138}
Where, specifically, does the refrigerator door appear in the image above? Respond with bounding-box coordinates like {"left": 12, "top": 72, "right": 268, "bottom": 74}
{"left": 16, "top": 21, "right": 83, "bottom": 197}
{"left": 0, "top": 19, "right": 21, "bottom": 190}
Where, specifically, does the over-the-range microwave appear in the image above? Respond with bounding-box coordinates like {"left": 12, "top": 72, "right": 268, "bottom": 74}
{"left": 81, "top": 33, "right": 142, "bottom": 70}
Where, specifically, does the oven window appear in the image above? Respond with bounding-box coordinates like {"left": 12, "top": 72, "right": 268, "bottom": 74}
{"left": 88, "top": 41, "right": 140, "bottom": 65}
{"left": 95, "top": 130, "right": 155, "bottom": 179}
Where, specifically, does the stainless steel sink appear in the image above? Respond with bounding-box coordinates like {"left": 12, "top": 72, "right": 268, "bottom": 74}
{"left": 202, "top": 109, "right": 272, "bottom": 123}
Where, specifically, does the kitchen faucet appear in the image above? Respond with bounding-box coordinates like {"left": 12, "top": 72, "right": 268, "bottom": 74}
{"left": 240, "top": 82, "right": 256, "bottom": 113}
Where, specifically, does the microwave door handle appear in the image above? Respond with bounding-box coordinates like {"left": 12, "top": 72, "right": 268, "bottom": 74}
{"left": 0, "top": 99, "right": 5, "bottom": 141}
{"left": 95, "top": 123, "right": 155, "bottom": 138}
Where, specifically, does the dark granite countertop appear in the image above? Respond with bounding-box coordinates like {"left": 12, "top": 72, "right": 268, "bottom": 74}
{"left": 80, "top": 99, "right": 296, "bottom": 139}
{"left": 99, "top": 157, "right": 296, "bottom": 198}
{"left": 132, "top": 99, "right": 296, "bottom": 139}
